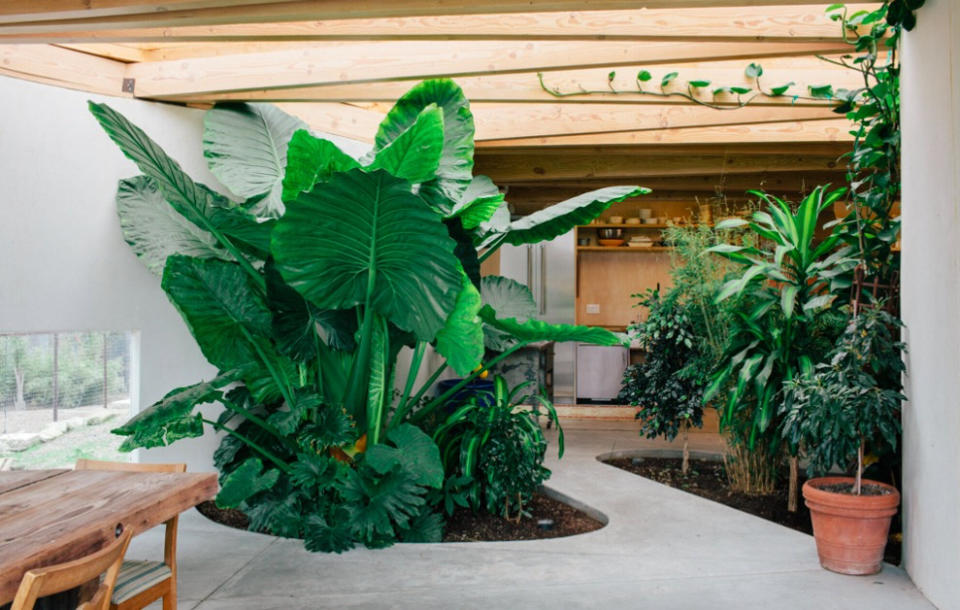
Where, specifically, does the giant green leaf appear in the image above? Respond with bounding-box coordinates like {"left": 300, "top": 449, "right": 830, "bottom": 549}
{"left": 265, "top": 260, "right": 356, "bottom": 360}
{"left": 449, "top": 175, "right": 504, "bottom": 229}
{"left": 113, "top": 368, "right": 244, "bottom": 450}
{"left": 116, "top": 175, "right": 227, "bottom": 276}
{"left": 162, "top": 255, "right": 272, "bottom": 371}
{"left": 89, "top": 102, "right": 263, "bottom": 276}
{"left": 216, "top": 457, "right": 280, "bottom": 508}
{"left": 272, "top": 169, "right": 462, "bottom": 340}
{"left": 203, "top": 102, "right": 307, "bottom": 218}
{"left": 364, "top": 423, "right": 444, "bottom": 489}
{"left": 435, "top": 275, "right": 484, "bottom": 376}
{"left": 478, "top": 305, "right": 625, "bottom": 346}
{"left": 370, "top": 79, "right": 474, "bottom": 213}
{"left": 367, "top": 104, "right": 444, "bottom": 183}
{"left": 281, "top": 129, "right": 360, "bottom": 202}
{"left": 502, "top": 186, "right": 649, "bottom": 245}
{"left": 480, "top": 275, "right": 537, "bottom": 351}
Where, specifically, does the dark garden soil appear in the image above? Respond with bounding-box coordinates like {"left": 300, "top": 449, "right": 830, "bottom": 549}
{"left": 196, "top": 492, "right": 604, "bottom": 544}
{"left": 603, "top": 456, "right": 902, "bottom": 565}
{"left": 442, "top": 493, "right": 604, "bottom": 542}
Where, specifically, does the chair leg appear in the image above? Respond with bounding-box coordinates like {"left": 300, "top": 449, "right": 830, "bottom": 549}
{"left": 162, "top": 586, "right": 176, "bottom": 610}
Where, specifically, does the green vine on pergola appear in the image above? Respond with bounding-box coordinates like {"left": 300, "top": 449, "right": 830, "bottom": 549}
{"left": 537, "top": 63, "right": 837, "bottom": 111}
{"left": 538, "top": 0, "right": 924, "bottom": 287}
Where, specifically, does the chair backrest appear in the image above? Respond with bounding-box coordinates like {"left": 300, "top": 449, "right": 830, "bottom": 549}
{"left": 11, "top": 529, "right": 132, "bottom": 610}
{"left": 74, "top": 459, "right": 186, "bottom": 474}
{"left": 74, "top": 460, "right": 187, "bottom": 573}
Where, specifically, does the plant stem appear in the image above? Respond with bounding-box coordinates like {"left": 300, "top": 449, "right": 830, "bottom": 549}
{"left": 412, "top": 343, "right": 525, "bottom": 423}
{"left": 856, "top": 440, "right": 864, "bottom": 496}
{"left": 394, "top": 342, "right": 426, "bottom": 422}
{"left": 243, "top": 330, "right": 296, "bottom": 409}
{"left": 220, "top": 398, "right": 296, "bottom": 452}
{"left": 788, "top": 456, "right": 799, "bottom": 513}
{"left": 202, "top": 417, "right": 291, "bottom": 474}
{"left": 391, "top": 362, "right": 449, "bottom": 427}
{"left": 478, "top": 235, "right": 508, "bottom": 263}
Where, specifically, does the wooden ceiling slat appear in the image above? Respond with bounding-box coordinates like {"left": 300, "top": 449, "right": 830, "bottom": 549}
{"left": 474, "top": 151, "right": 843, "bottom": 181}
{"left": 152, "top": 58, "right": 859, "bottom": 108}
{"left": 0, "top": 1, "right": 865, "bottom": 32}
{"left": 122, "top": 39, "right": 850, "bottom": 98}
{"left": 466, "top": 103, "right": 838, "bottom": 140}
{"left": 493, "top": 171, "right": 846, "bottom": 190}
{"left": 273, "top": 102, "right": 381, "bottom": 143}
{"left": 475, "top": 119, "right": 855, "bottom": 146}
{"left": 0, "top": 5, "right": 876, "bottom": 44}
{"left": 0, "top": 43, "right": 127, "bottom": 96}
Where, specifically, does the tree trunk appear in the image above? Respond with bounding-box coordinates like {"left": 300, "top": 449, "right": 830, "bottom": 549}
{"left": 855, "top": 441, "right": 864, "bottom": 495}
{"left": 681, "top": 426, "right": 690, "bottom": 475}
{"left": 13, "top": 366, "right": 25, "bottom": 410}
{"left": 787, "top": 456, "right": 799, "bottom": 513}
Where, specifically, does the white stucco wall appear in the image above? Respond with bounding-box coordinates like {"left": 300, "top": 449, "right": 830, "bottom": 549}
{"left": 901, "top": 0, "right": 960, "bottom": 607}
{"left": 0, "top": 75, "right": 368, "bottom": 472}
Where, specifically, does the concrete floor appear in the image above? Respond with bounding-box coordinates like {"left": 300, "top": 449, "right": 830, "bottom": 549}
{"left": 130, "top": 420, "right": 933, "bottom": 609}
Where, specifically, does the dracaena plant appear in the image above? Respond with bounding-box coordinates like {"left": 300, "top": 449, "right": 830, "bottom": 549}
{"left": 704, "top": 186, "right": 857, "bottom": 503}
{"left": 90, "top": 78, "right": 640, "bottom": 552}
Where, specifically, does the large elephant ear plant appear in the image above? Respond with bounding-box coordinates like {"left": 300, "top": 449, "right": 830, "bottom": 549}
{"left": 90, "top": 79, "right": 646, "bottom": 552}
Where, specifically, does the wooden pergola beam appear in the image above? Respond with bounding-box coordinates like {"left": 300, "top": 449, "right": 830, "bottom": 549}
{"left": 0, "top": 43, "right": 128, "bottom": 95}
{"left": 0, "top": 5, "right": 875, "bottom": 44}
{"left": 0, "top": 1, "right": 865, "bottom": 32}
{"left": 465, "top": 103, "right": 839, "bottom": 140}
{"left": 474, "top": 150, "right": 844, "bottom": 181}
{"left": 123, "top": 39, "right": 850, "bottom": 98}
{"left": 492, "top": 171, "right": 847, "bottom": 190}
{"left": 476, "top": 119, "right": 855, "bottom": 146}
{"left": 154, "top": 58, "right": 859, "bottom": 108}
{"left": 274, "top": 102, "right": 381, "bottom": 143}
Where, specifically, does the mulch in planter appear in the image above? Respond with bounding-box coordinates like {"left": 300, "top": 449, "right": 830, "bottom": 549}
{"left": 195, "top": 492, "right": 604, "bottom": 544}
{"left": 603, "top": 456, "right": 902, "bottom": 566}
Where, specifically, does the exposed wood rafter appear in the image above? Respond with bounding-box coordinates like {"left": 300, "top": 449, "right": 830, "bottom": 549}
{"left": 153, "top": 57, "right": 860, "bottom": 108}
{"left": 123, "top": 40, "right": 851, "bottom": 98}
{"left": 0, "top": 1, "right": 867, "bottom": 33}
{"left": 0, "top": 43, "right": 128, "bottom": 95}
{"left": 0, "top": 5, "right": 875, "bottom": 44}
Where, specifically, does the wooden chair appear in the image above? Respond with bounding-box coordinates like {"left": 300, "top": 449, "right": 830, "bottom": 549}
{"left": 74, "top": 459, "right": 186, "bottom": 610}
{"left": 11, "top": 528, "right": 132, "bottom": 610}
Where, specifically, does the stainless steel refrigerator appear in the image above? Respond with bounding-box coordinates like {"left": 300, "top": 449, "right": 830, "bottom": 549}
{"left": 498, "top": 231, "right": 577, "bottom": 404}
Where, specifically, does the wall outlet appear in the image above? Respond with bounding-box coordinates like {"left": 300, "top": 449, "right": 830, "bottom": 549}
{"left": 586, "top": 303, "right": 601, "bottom": 314}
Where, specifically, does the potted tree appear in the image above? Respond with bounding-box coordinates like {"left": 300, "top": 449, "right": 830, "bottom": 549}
{"left": 782, "top": 306, "right": 905, "bottom": 575}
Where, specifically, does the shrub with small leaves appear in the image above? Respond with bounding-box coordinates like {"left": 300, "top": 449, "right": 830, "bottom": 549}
{"left": 619, "top": 289, "right": 704, "bottom": 472}
{"left": 781, "top": 307, "right": 905, "bottom": 493}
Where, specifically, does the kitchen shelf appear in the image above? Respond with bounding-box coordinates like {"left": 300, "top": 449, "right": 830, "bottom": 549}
{"left": 577, "top": 246, "right": 673, "bottom": 252}
{"left": 581, "top": 223, "right": 683, "bottom": 229}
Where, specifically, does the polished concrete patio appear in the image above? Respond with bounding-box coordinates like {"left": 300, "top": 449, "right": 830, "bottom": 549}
{"left": 132, "top": 420, "right": 932, "bottom": 609}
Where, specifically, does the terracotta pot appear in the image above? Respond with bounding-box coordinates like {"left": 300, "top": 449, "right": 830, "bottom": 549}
{"left": 802, "top": 476, "right": 900, "bottom": 575}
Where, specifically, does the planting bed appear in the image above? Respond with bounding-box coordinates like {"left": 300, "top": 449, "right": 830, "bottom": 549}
{"left": 603, "top": 456, "right": 901, "bottom": 565}
{"left": 196, "top": 492, "right": 603, "bottom": 544}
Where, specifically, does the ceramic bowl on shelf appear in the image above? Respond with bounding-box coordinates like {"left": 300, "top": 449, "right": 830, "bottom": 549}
{"left": 598, "top": 228, "right": 624, "bottom": 239}
{"left": 598, "top": 238, "right": 626, "bottom": 247}
{"left": 625, "top": 217, "right": 641, "bottom": 225}
{"left": 627, "top": 241, "right": 654, "bottom": 248}
{"left": 609, "top": 215, "right": 624, "bottom": 224}
{"left": 642, "top": 218, "right": 659, "bottom": 225}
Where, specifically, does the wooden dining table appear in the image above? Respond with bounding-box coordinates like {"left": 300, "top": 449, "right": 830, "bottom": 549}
{"left": 0, "top": 468, "right": 217, "bottom": 607}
